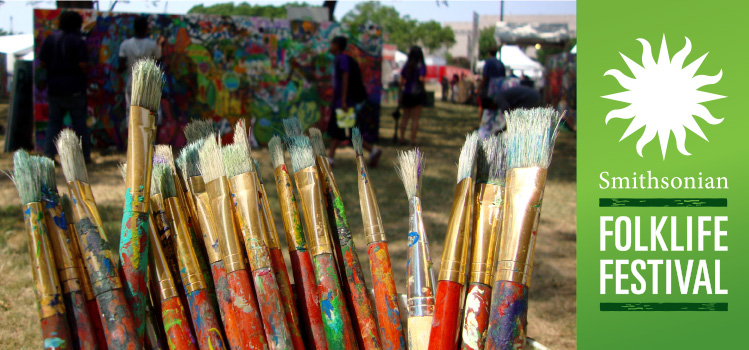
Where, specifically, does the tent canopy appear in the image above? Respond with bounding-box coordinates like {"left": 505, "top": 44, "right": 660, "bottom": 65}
{"left": 0, "top": 34, "right": 35, "bottom": 73}
{"left": 477, "top": 45, "right": 544, "bottom": 78}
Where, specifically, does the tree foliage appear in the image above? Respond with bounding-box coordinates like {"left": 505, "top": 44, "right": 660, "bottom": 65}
{"left": 478, "top": 26, "right": 497, "bottom": 60}
{"left": 188, "top": 2, "right": 310, "bottom": 19}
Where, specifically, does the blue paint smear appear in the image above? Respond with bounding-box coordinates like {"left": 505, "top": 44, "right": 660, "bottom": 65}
{"left": 408, "top": 232, "right": 419, "bottom": 247}
{"left": 44, "top": 337, "right": 66, "bottom": 349}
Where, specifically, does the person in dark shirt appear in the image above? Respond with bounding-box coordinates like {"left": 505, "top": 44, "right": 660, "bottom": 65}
{"left": 39, "top": 11, "right": 91, "bottom": 162}
{"left": 399, "top": 45, "right": 426, "bottom": 146}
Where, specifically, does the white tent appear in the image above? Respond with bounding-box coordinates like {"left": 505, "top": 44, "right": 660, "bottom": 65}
{"left": 476, "top": 45, "right": 544, "bottom": 79}
{"left": 394, "top": 50, "right": 407, "bottom": 67}
{"left": 0, "top": 34, "right": 35, "bottom": 73}
{"left": 425, "top": 55, "right": 446, "bottom": 66}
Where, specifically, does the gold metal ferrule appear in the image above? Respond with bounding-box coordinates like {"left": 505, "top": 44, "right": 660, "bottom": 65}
{"left": 205, "top": 176, "right": 247, "bottom": 273}
{"left": 356, "top": 155, "right": 387, "bottom": 245}
{"left": 67, "top": 223, "right": 95, "bottom": 300}
{"left": 406, "top": 196, "right": 436, "bottom": 318}
{"left": 165, "top": 196, "right": 206, "bottom": 294}
{"left": 228, "top": 172, "right": 272, "bottom": 271}
{"left": 294, "top": 166, "right": 333, "bottom": 256}
{"left": 187, "top": 177, "right": 224, "bottom": 264}
{"left": 148, "top": 210, "right": 178, "bottom": 300}
{"left": 468, "top": 183, "right": 503, "bottom": 285}
{"left": 125, "top": 106, "right": 156, "bottom": 213}
{"left": 495, "top": 167, "right": 547, "bottom": 287}
{"left": 44, "top": 199, "right": 81, "bottom": 293}
{"left": 24, "top": 202, "right": 65, "bottom": 319}
{"left": 274, "top": 166, "right": 306, "bottom": 252}
{"left": 253, "top": 172, "right": 281, "bottom": 250}
{"left": 437, "top": 177, "right": 474, "bottom": 284}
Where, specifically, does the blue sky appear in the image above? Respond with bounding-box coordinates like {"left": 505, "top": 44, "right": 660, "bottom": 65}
{"left": 0, "top": 0, "right": 576, "bottom": 34}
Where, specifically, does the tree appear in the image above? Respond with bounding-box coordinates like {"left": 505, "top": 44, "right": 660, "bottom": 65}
{"left": 478, "top": 26, "right": 497, "bottom": 60}
{"left": 188, "top": 2, "right": 310, "bottom": 19}
{"left": 418, "top": 20, "right": 455, "bottom": 53}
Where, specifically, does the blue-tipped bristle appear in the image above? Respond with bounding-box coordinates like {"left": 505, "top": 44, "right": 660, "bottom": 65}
{"left": 11, "top": 150, "right": 41, "bottom": 205}
{"left": 283, "top": 117, "right": 303, "bottom": 137}
{"left": 286, "top": 136, "right": 315, "bottom": 173}
{"left": 352, "top": 127, "right": 363, "bottom": 155}
{"left": 505, "top": 107, "right": 564, "bottom": 169}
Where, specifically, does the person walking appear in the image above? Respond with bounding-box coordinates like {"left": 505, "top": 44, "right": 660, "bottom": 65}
{"left": 398, "top": 46, "right": 427, "bottom": 146}
{"left": 119, "top": 16, "right": 164, "bottom": 112}
{"left": 39, "top": 11, "right": 92, "bottom": 163}
{"left": 478, "top": 46, "right": 509, "bottom": 138}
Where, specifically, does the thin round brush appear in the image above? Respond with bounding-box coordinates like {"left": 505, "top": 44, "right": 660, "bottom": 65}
{"left": 287, "top": 135, "right": 360, "bottom": 350}
{"left": 57, "top": 129, "right": 142, "bottom": 350}
{"left": 11, "top": 150, "right": 73, "bottom": 350}
{"left": 184, "top": 120, "right": 215, "bottom": 144}
{"left": 429, "top": 131, "right": 480, "bottom": 350}
{"left": 37, "top": 156, "right": 98, "bottom": 350}
{"left": 199, "top": 135, "right": 269, "bottom": 350}
{"left": 484, "top": 108, "right": 564, "bottom": 350}
{"left": 310, "top": 127, "right": 380, "bottom": 350}
{"left": 152, "top": 163, "right": 226, "bottom": 350}
{"left": 353, "top": 128, "right": 406, "bottom": 350}
{"left": 269, "top": 135, "right": 328, "bottom": 350}
{"left": 460, "top": 135, "right": 507, "bottom": 350}
{"left": 395, "top": 148, "right": 436, "bottom": 350}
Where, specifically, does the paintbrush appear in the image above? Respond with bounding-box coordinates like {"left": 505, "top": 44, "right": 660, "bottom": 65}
{"left": 184, "top": 119, "right": 216, "bottom": 144}
{"left": 120, "top": 58, "right": 164, "bottom": 340}
{"left": 37, "top": 156, "right": 98, "bottom": 350}
{"left": 11, "top": 150, "right": 73, "bottom": 349}
{"left": 428, "top": 131, "right": 480, "bottom": 350}
{"left": 56, "top": 129, "right": 142, "bottom": 350}
{"left": 352, "top": 128, "right": 407, "bottom": 350}
{"left": 282, "top": 117, "right": 304, "bottom": 137}
{"left": 309, "top": 127, "right": 381, "bottom": 350}
{"left": 460, "top": 135, "right": 507, "bottom": 350}
{"left": 199, "top": 135, "right": 269, "bottom": 350}
{"left": 287, "top": 135, "right": 360, "bottom": 350}
{"left": 395, "top": 148, "right": 436, "bottom": 350}
{"left": 484, "top": 108, "right": 563, "bottom": 350}
{"left": 269, "top": 135, "right": 328, "bottom": 350}
{"left": 152, "top": 163, "right": 227, "bottom": 350}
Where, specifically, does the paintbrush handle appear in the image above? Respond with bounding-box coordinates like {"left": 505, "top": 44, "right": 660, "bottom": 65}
{"left": 408, "top": 316, "right": 433, "bottom": 350}
{"left": 64, "top": 290, "right": 98, "bottom": 350}
{"left": 314, "top": 253, "right": 360, "bottom": 350}
{"left": 188, "top": 222, "right": 220, "bottom": 321}
{"left": 367, "top": 242, "right": 406, "bottom": 350}
{"left": 186, "top": 289, "right": 226, "bottom": 350}
{"left": 161, "top": 296, "right": 198, "bottom": 350}
{"left": 252, "top": 267, "right": 295, "bottom": 349}
{"left": 339, "top": 240, "right": 381, "bottom": 350}
{"left": 227, "top": 269, "right": 269, "bottom": 350}
{"left": 119, "top": 209, "right": 151, "bottom": 339}
{"left": 289, "top": 250, "right": 328, "bottom": 350}
{"left": 210, "top": 261, "right": 244, "bottom": 350}
{"left": 268, "top": 248, "right": 306, "bottom": 350}
{"left": 484, "top": 281, "right": 528, "bottom": 350}
{"left": 428, "top": 280, "right": 463, "bottom": 350}
{"left": 86, "top": 299, "right": 108, "bottom": 349}
{"left": 460, "top": 283, "right": 493, "bottom": 350}
{"left": 96, "top": 288, "right": 142, "bottom": 350}
{"left": 41, "top": 312, "right": 73, "bottom": 350}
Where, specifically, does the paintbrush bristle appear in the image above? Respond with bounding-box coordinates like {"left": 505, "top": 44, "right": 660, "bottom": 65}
{"left": 11, "top": 150, "right": 41, "bottom": 205}
{"left": 476, "top": 135, "right": 499, "bottom": 184}
{"left": 36, "top": 155, "right": 59, "bottom": 196}
{"left": 268, "top": 136, "right": 285, "bottom": 169}
{"left": 493, "top": 133, "right": 509, "bottom": 186}
{"left": 119, "top": 162, "right": 127, "bottom": 181}
{"left": 155, "top": 145, "right": 176, "bottom": 174}
{"left": 222, "top": 144, "right": 252, "bottom": 178}
{"left": 352, "top": 127, "right": 363, "bottom": 156}
{"left": 131, "top": 58, "right": 164, "bottom": 111}
{"left": 233, "top": 120, "right": 252, "bottom": 158}
{"left": 282, "top": 117, "right": 303, "bottom": 137}
{"left": 61, "top": 193, "right": 73, "bottom": 221}
{"left": 505, "top": 107, "right": 564, "bottom": 169}
{"left": 253, "top": 159, "right": 264, "bottom": 184}
{"left": 198, "top": 135, "right": 226, "bottom": 183}
{"left": 184, "top": 120, "right": 214, "bottom": 144}
{"left": 287, "top": 136, "right": 315, "bottom": 173}
{"left": 56, "top": 129, "right": 89, "bottom": 183}
{"left": 456, "top": 131, "right": 479, "bottom": 183}
{"left": 395, "top": 148, "right": 425, "bottom": 200}
{"left": 308, "top": 127, "right": 325, "bottom": 157}
{"left": 151, "top": 163, "right": 176, "bottom": 198}
{"left": 178, "top": 139, "right": 204, "bottom": 180}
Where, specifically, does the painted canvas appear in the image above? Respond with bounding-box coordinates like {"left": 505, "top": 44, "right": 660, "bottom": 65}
{"left": 33, "top": 9, "right": 382, "bottom": 150}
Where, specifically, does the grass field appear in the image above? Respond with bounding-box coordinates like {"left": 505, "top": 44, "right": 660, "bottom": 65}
{"left": 0, "top": 100, "right": 577, "bottom": 349}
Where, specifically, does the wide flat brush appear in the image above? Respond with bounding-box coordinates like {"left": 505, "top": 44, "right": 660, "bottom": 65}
{"left": 57, "top": 129, "right": 142, "bottom": 350}
{"left": 11, "top": 150, "right": 73, "bottom": 350}
{"left": 352, "top": 128, "right": 406, "bottom": 350}
{"left": 184, "top": 120, "right": 216, "bottom": 144}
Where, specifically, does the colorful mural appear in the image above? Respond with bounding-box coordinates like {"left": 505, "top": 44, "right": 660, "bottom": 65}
{"left": 33, "top": 9, "right": 382, "bottom": 150}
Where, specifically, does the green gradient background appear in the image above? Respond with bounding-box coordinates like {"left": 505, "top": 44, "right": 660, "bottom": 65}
{"left": 578, "top": 0, "right": 746, "bottom": 348}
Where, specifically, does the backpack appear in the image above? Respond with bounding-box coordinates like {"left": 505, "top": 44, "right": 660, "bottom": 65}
{"left": 346, "top": 54, "right": 368, "bottom": 103}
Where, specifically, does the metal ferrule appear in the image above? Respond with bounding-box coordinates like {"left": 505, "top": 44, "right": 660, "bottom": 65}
{"left": 406, "top": 196, "right": 436, "bottom": 318}
{"left": 294, "top": 166, "right": 333, "bottom": 257}
{"left": 125, "top": 106, "right": 156, "bottom": 214}
{"left": 437, "top": 177, "right": 474, "bottom": 284}
{"left": 315, "top": 155, "right": 345, "bottom": 246}
{"left": 274, "top": 165, "right": 307, "bottom": 252}
{"left": 228, "top": 172, "right": 272, "bottom": 271}
{"left": 315, "top": 155, "right": 336, "bottom": 185}
{"left": 173, "top": 173, "right": 199, "bottom": 235}
{"left": 148, "top": 211, "right": 178, "bottom": 301}
{"left": 43, "top": 199, "right": 81, "bottom": 293}
{"left": 252, "top": 172, "right": 281, "bottom": 250}
{"left": 187, "top": 176, "right": 224, "bottom": 264}
{"left": 67, "top": 223, "right": 95, "bottom": 300}
{"left": 165, "top": 197, "right": 206, "bottom": 294}
{"left": 68, "top": 180, "right": 122, "bottom": 293}
{"left": 356, "top": 155, "right": 387, "bottom": 245}
{"left": 469, "top": 183, "right": 502, "bottom": 285}
{"left": 495, "top": 167, "right": 547, "bottom": 287}
{"left": 24, "top": 202, "right": 65, "bottom": 319}
{"left": 205, "top": 176, "right": 247, "bottom": 273}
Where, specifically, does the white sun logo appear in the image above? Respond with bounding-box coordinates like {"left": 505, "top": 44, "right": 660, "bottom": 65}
{"left": 603, "top": 36, "right": 725, "bottom": 158}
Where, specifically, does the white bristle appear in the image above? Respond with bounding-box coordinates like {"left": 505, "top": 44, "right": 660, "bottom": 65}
{"left": 456, "top": 131, "right": 479, "bottom": 183}
{"left": 287, "top": 136, "right": 315, "bottom": 173}
{"left": 10, "top": 150, "right": 41, "bottom": 204}
{"left": 308, "top": 127, "right": 326, "bottom": 157}
{"left": 234, "top": 120, "right": 252, "bottom": 159}
{"left": 268, "top": 136, "right": 285, "bottom": 169}
{"left": 130, "top": 58, "right": 165, "bottom": 111}
{"left": 154, "top": 145, "right": 176, "bottom": 174}
{"left": 198, "top": 134, "right": 226, "bottom": 183}
{"left": 505, "top": 107, "right": 564, "bottom": 169}
{"left": 394, "top": 148, "right": 425, "bottom": 200}
{"left": 352, "top": 127, "right": 363, "bottom": 156}
{"left": 56, "top": 129, "right": 89, "bottom": 183}
{"left": 282, "top": 117, "right": 303, "bottom": 137}
{"left": 222, "top": 144, "right": 252, "bottom": 178}
{"left": 184, "top": 120, "right": 214, "bottom": 144}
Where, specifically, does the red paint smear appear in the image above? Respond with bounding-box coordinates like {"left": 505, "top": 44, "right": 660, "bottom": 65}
{"left": 253, "top": 268, "right": 293, "bottom": 349}
{"left": 211, "top": 263, "right": 243, "bottom": 350}
{"left": 97, "top": 288, "right": 142, "bottom": 350}
{"left": 227, "top": 269, "right": 268, "bottom": 349}
{"left": 68, "top": 290, "right": 97, "bottom": 350}
{"left": 269, "top": 248, "right": 305, "bottom": 350}
{"left": 429, "top": 281, "right": 463, "bottom": 350}
{"left": 41, "top": 312, "right": 72, "bottom": 350}
{"left": 460, "top": 283, "right": 492, "bottom": 350}
{"left": 289, "top": 250, "right": 328, "bottom": 350}
{"left": 368, "top": 242, "right": 406, "bottom": 350}
{"left": 86, "top": 299, "right": 109, "bottom": 350}
{"left": 316, "top": 254, "right": 359, "bottom": 350}
{"left": 120, "top": 213, "right": 149, "bottom": 339}
{"left": 341, "top": 246, "right": 380, "bottom": 350}
{"left": 187, "top": 289, "right": 224, "bottom": 350}
{"left": 161, "top": 297, "right": 198, "bottom": 350}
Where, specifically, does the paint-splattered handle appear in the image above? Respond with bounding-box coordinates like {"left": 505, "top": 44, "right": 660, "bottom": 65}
{"left": 428, "top": 280, "right": 463, "bottom": 350}
{"left": 339, "top": 242, "right": 380, "bottom": 350}
{"left": 368, "top": 242, "right": 406, "bottom": 350}
{"left": 86, "top": 298, "right": 109, "bottom": 349}
{"left": 269, "top": 248, "right": 306, "bottom": 350}
{"left": 119, "top": 210, "right": 150, "bottom": 339}
{"left": 484, "top": 281, "right": 528, "bottom": 350}
{"left": 64, "top": 290, "right": 98, "bottom": 350}
{"left": 96, "top": 288, "right": 142, "bottom": 350}
{"left": 252, "top": 268, "right": 294, "bottom": 349}
{"left": 460, "top": 283, "right": 493, "bottom": 350}
{"left": 314, "top": 253, "right": 360, "bottom": 350}
{"left": 41, "top": 312, "right": 73, "bottom": 350}
{"left": 186, "top": 289, "right": 226, "bottom": 350}
{"left": 407, "top": 316, "right": 433, "bottom": 350}
{"left": 289, "top": 250, "right": 328, "bottom": 350}
{"left": 211, "top": 262, "right": 244, "bottom": 350}
{"left": 227, "top": 269, "right": 268, "bottom": 350}
{"left": 161, "top": 297, "right": 198, "bottom": 350}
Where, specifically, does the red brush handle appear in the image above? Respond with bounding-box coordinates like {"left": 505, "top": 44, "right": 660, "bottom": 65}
{"left": 368, "top": 242, "right": 406, "bottom": 350}
{"left": 86, "top": 299, "right": 108, "bottom": 349}
{"left": 210, "top": 261, "right": 244, "bottom": 350}
{"left": 186, "top": 289, "right": 226, "bottom": 350}
{"left": 41, "top": 311, "right": 73, "bottom": 350}
{"left": 484, "top": 281, "right": 528, "bottom": 350}
{"left": 428, "top": 280, "right": 464, "bottom": 350}
{"left": 289, "top": 250, "right": 328, "bottom": 350}
{"left": 252, "top": 267, "right": 295, "bottom": 349}
{"left": 460, "top": 283, "right": 493, "bottom": 350}
{"left": 227, "top": 269, "right": 268, "bottom": 349}
{"left": 269, "top": 248, "right": 305, "bottom": 350}
{"left": 314, "top": 253, "right": 360, "bottom": 350}
{"left": 97, "top": 288, "right": 142, "bottom": 350}
{"left": 64, "top": 290, "right": 98, "bottom": 350}
{"left": 161, "top": 297, "right": 198, "bottom": 350}
{"left": 339, "top": 242, "right": 380, "bottom": 350}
